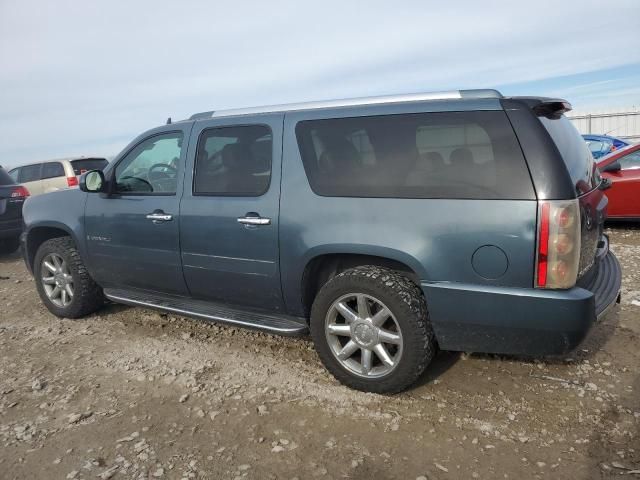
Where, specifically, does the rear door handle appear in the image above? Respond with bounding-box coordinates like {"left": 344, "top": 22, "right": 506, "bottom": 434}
{"left": 237, "top": 214, "right": 271, "bottom": 226}
{"left": 146, "top": 210, "right": 173, "bottom": 223}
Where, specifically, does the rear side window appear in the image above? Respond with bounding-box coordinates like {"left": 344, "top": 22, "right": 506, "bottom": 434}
{"left": 194, "top": 125, "right": 272, "bottom": 196}
{"left": 71, "top": 158, "right": 108, "bottom": 175}
{"left": 0, "top": 167, "right": 15, "bottom": 185}
{"left": 295, "top": 111, "right": 534, "bottom": 199}
{"left": 18, "top": 164, "right": 42, "bottom": 183}
{"left": 540, "top": 116, "right": 597, "bottom": 195}
{"left": 585, "top": 138, "right": 611, "bottom": 157}
{"left": 619, "top": 150, "right": 640, "bottom": 170}
{"left": 42, "top": 162, "right": 65, "bottom": 179}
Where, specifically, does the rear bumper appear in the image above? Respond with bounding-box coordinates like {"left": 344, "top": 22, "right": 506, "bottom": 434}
{"left": 421, "top": 250, "right": 621, "bottom": 356}
{"left": 0, "top": 219, "right": 22, "bottom": 239}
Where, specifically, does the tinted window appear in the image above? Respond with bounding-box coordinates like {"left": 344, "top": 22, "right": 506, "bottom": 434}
{"left": 41, "top": 162, "right": 65, "bottom": 179}
{"left": 295, "top": 111, "right": 534, "bottom": 199}
{"left": 115, "top": 132, "right": 183, "bottom": 194}
{"left": 585, "top": 139, "right": 611, "bottom": 157}
{"left": 71, "top": 158, "right": 108, "bottom": 175}
{"left": 194, "top": 125, "right": 272, "bottom": 196}
{"left": 619, "top": 150, "right": 640, "bottom": 170}
{"left": 540, "top": 116, "right": 597, "bottom": 195}
{"left": 18, "top": 164, "right": 42, "bottom": 183}
{"left": 8, "top": 168, "right": 20, "bottom": 182}
{"left": 0, "top": 167, "right": 15, "bottom": 186}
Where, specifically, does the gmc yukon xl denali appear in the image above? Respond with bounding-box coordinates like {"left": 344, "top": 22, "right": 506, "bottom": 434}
{"left": 20, "top": 89, "right": 622, "bottom": 393}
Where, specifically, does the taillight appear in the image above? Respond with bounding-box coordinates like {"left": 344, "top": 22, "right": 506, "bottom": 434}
{"left": 536, "top": 199, "right": 581, "bottom": 289}
{"left": 67, "top": 176, "right": 79, "bottom": 187}
{"left": 10, "top": 186, "right": 30, "bottom": 198}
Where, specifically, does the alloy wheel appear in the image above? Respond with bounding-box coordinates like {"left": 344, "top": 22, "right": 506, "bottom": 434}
{"left": 324, "top": 293, "right": 403, "bottom": 378}
{"left": 41, "top": 253, "right": 74, "bottom": 308}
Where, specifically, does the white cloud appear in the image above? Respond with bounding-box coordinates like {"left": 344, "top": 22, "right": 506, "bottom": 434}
{"left": 1, "top": 0, "right": 639, "bottom": 166}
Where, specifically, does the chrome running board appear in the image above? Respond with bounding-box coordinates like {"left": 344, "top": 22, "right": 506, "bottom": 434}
{"left": 104, "top": 288, "right": 308, "bottom": 336}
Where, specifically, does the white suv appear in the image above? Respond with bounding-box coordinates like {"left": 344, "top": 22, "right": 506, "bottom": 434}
{"left": 9, "top": 157, "right": 108, "bottom": 196}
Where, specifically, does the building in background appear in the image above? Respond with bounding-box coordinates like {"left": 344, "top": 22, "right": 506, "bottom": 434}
{"left": 568, "top": 107, "right": 640, "bottom": 143}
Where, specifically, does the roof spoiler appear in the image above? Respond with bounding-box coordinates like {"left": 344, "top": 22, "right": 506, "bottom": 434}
{"left": 532, "top": 100, "right": 572, "bottom": 119}
{"left": 505, "top": 96, "right": 572, "bottom": 119}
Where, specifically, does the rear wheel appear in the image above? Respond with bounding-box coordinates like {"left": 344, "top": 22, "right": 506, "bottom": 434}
{"left": 34, "top": 237, "right": 104, "bottom": 318}
{"left": 0, "top": 236, "right": 20, "bottom": 254}
{"left": 310, "top": 266, "right": 436, "bottom": 393}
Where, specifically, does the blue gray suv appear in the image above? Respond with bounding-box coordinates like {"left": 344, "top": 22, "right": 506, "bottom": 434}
{"left": 20, "top": 89, "right": 622, "bottom": 393}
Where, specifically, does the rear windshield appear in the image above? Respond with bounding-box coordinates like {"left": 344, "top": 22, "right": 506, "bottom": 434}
{"left": 0, "top": 167, "right": 15, "bottom": 186}
{"left": 540, "top": 116, "right": 598, "bottom": 196}
{"left": 70, "top": 158, "right": 108, "bottom": 175}
{"left": 295, "top": 111, "right": 535, "bottom": 200}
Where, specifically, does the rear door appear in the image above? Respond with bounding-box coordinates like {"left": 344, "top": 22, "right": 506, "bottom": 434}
{"left": 41, "top": 161, "right": 67, "bottom": 193}
{"left": 17, "top": 163, "right": 44, "bottom": 195}
{"left": 179, "top": 114, "right": 285, "bottom": 311}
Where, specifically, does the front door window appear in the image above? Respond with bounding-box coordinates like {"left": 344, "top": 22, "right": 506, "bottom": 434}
{"left": 114, "top": 132, "right": 184, "bottom": 194}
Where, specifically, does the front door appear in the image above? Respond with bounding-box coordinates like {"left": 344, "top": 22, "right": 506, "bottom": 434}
{"left": 84, "top": 125, "right": 192, "bottom": 295}
{"left": 180, "top": 114, "right": 284, "bottom": 311}
{"left": 16, "top": 163, "right": 44, "bottom": 195}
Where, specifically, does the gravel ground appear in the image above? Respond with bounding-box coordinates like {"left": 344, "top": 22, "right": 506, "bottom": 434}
{"left": 0, "top": 226, "right": 639, "bottom": 480}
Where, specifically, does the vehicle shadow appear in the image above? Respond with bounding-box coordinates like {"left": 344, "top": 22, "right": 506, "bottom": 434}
{"left": 411, "top": 349, "right": 462, "bottom": 389}
{"left": 409, "top": 304, "right": 623, "bottom": 393}
{"left": 458, "top": 306, "right": 623, "bottom": 376}
{"left": 585, "top": 369, "right": 640, "bottom": 477}
{"left": 606, "top": 220, "right": 640, "bottom": 231}
{"left": 0, "top": 249, "right": 22, "bottom": 266}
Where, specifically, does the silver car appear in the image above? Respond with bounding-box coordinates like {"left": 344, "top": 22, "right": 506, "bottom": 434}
{"left": 9, "top": 157, "right": 108, "bottom": 196}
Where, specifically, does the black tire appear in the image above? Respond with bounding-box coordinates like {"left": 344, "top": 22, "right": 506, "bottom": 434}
{"left": 310, "top": 266, "right": 436, "bottom": 394}
{"left": 0, "top": 236, "right": 20, "bottom": 254}
{"left": 34, "top": 236, "right": 104, "bottom": 318}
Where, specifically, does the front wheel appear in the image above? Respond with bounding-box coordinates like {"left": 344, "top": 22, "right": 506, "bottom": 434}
{"left": 34, "top": 237, "right": 104, "bottom": 318}
{"left": 310, "top": 266, "right": 436, "bottom": 393}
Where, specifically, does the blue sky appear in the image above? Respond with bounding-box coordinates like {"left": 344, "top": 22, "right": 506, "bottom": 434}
{"left": 1, "top": 0, "right": 639, "bottom": 167}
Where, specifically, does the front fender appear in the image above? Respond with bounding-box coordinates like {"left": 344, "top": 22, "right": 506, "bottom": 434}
{"left": 22, "top": 189, "right": 89, "bottom": 272}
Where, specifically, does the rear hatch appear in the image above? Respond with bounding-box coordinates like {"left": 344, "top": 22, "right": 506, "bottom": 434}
{"left": 538, "top": 116, "right": 606, "bottom": 279}
{"left": 0, "top": 167, "right": 26, "bottom": 222}
{"left": 70, "top": 158, "right": 108, "bottom": 176}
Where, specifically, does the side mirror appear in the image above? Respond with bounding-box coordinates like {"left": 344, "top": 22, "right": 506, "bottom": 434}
{"left": 601, "top": 161, "right": 621, "bottom": 173}
{"left": 79, "top": 170, "right": 106, "bottom": 193}
{"left": 598, "top": 177, "right": 613, "bottom": 191}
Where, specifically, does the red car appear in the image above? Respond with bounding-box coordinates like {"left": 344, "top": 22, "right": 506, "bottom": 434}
{"left": 597, "top": 143, "right": 640, "bottom": 219}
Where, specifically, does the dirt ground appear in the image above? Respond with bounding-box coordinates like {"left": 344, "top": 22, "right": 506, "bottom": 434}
{"left": 1, "top": 226, "right": 639, "bottom": 480}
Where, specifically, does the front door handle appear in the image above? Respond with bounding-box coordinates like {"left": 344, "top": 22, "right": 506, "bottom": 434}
{"left": 237, "top": 213, "right": 271, "bottom": 226}
{"left": 146, "top": 210, "right": 173, "bottom": 223}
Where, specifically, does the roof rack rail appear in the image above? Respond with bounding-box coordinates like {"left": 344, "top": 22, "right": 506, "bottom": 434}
{"left": 189, "top": 111, "right": 215, "bottom": 120}
{"left": 188, "top": 89, "right": 502, "bottom": 120}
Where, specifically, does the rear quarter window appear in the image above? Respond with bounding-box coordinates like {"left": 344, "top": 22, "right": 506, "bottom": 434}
{"left": 295, "top": 110, "right": 535, "bottom": 200}
{"left": 42, "top": 162, "right": 65, "bottom": 179}
{"left": 540, "top": 116, "right": 598, "bottom": 195}
{"left": 0, "top": 167, "right": 15, "bottom": 185}
{"left": 18, "top": 164, "right": 42, "bottom": 183}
